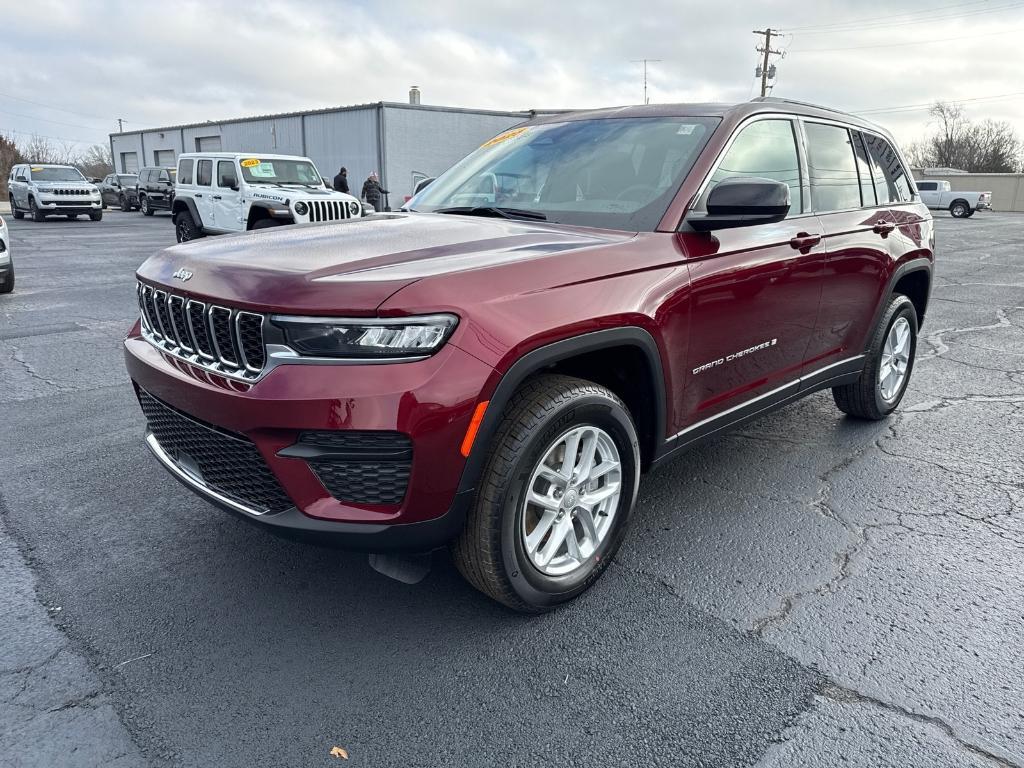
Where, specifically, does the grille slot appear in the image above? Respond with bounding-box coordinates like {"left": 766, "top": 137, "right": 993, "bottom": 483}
{"left": 138, "top": 389, "right": 292, "bottom": 514}
{"left": 209, "top": 306, "right": 238, "bottom": 367}
{"left": 136, "top": 282, "right": 266, "bottom": 380}
{"left": 296, "top": 431, "right": 413, "bottom": 506}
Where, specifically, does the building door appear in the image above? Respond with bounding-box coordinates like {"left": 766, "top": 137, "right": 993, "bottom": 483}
{"left": 154, "top": 149, "right": 175, "bottom": 167}
{"left": 120, "top": 152, "right": 138, "bottom": 172}
{"left": 195, "top": 136, "right": 222, "bottom": 152}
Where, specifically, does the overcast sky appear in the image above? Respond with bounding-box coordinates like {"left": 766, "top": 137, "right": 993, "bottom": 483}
{"left": 3, "top": 0, "right": 1023, "bottom": 151}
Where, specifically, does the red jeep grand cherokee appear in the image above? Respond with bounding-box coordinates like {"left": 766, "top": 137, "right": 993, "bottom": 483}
{"left": 126, "top": 98, "right": 933, "bottom": 611}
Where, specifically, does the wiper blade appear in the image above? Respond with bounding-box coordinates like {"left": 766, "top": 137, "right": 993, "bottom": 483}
{"left": 434, "top": 206, "right": 547, "bottom": 221}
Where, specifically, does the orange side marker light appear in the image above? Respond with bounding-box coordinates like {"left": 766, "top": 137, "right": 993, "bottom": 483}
{"left": 460, "top": 401, "right": 490, "bottom": 457}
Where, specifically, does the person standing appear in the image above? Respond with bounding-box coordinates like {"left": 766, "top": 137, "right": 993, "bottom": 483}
{"left": 332, "top": 166, "right": 349, "bottom": 194}
{"left": 361, "top": 171, "right": 388, "bottom": 211}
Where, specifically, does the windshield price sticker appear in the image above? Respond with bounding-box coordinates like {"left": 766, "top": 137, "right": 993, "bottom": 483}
{"left": 249, "top": 162, "right": 276, "bottom": 177}
{"left": 676, "top": 124, "right": 698, "bottom": 135}
{"left": 481, "top": 126, "right": 531, "bottom": 149}
{"left": 30, "top": 166, "right": 43, "bottom": 172}
{"left": 240, "top": 158, "right": 260, "bottom": 168}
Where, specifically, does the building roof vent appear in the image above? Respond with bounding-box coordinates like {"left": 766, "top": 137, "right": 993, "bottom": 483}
{"left": 409, "top": 86, "right": 421, "bottom": 105}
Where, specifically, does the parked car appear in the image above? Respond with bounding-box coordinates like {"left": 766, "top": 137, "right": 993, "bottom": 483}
{"left": 136, "top": 167, "right": 176, "bottom": 216}
{"left": 915, "top": 180, "right": 991, "bottom": 218}
{"left": 126, "top": 98, "right": 933, "bottom": 612}
{"left": 7, "top": 164, "right": 103, "bottom": 221}
{"left": 100, "top": 173, "right": 140, "bottom": 211}
{"left": 0, "top": 214, "right": 12, "bottom": 293}
{"left": 170, "top": 153, "right": 362, "bottom": 242}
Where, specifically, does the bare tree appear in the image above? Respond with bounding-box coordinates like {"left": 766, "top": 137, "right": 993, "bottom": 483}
{"left": 77, "top": 144, "right": 113, "bottom": 180}
{"left": 0, "top": 133, "right": 25, "bottom": 198}
{"left": 918, "top": 102, "right": 1023, "bottom": 172}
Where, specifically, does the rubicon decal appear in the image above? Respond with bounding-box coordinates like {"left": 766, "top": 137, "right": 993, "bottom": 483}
{"left": 692, "top": 338, "right": 777, "bottom": 375}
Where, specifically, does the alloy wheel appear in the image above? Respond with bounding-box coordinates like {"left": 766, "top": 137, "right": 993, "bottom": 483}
{"left": 520, "top": 425, "right": 622, "bottom": 576}
{"left": 878, "top": 316, "right": 911, "bottom": 401}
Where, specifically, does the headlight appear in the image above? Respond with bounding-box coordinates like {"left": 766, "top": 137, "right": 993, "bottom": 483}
{"left": 294, "top": 201, "right": 308, "bottom": 216}
{"left": 347, "top": 201, "right": 360, "bottom": 216}
{"left": 270, "top": 314, "right": 458, "bottom": 359}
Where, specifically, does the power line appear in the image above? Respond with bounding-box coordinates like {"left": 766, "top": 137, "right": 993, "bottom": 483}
{"left": 752, "top": 29, "right": 784, "bottom": 98}
{"left": 780, "top": 1, "right": 1024, "bottom": 35}
{"left": 790, "top": 26, "right": 1018, "bottom": 52}
{"left": 779, "top": 0, "right": 994, "bottom": 31}
{"left": 0, "top": 108, "right": 110, "bottom": 132}
{"left": 0, "top": 90, "right": 126, "bottom": 124}
{"left": 0, "top": 126, "right": 100, "bottom": 146}
{"left": 854, "top": 91, "right": 1024, "bottom": 115}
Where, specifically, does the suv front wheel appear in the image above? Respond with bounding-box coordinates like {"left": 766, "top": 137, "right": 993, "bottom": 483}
{"left": 452, "top": 374, "right": 640, "bottom": 612}
{"left": 833, "top": 294, "right": 918, "bottom": 420}
{"left": 174, "top": 210, "right": 203, "bottom": 243}
{"left": 140, "top": 196, "right": 154, "bottom": 216}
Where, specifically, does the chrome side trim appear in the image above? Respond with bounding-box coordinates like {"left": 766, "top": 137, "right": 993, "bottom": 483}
{"left": 145, "top": 432, "right": 269, "bottom": 517}
{"left": 668, "top": 355, "right": 865, "bottom": 442}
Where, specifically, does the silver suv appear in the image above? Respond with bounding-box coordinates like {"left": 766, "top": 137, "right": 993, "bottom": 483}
{"left": 8, "top": 164, "right": 103, "bottom": 222}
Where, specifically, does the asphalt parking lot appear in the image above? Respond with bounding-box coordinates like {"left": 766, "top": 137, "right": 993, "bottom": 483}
{"left": 1, "top": 209, "right": 1022, "bottom": 767}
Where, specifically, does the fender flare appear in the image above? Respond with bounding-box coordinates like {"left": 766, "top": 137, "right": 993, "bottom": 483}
{"left": 865, "top": 257, "right": 932, "bottom": 344}
{"left": 455, "top": 327, "right": 667, "bottom": 498}
{"left": 246, "top": 200, "right": 293, "bottom": 228}
{"left": 172, "top": 197, "right": 205, "bottom": 230}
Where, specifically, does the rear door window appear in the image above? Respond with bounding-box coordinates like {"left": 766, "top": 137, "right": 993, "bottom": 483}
{"left": 197, "top": 160, "right": 212, "bottom": 187}
{"left": 178, "top": 159, "right": 194, "bottom": 185}
{"left": 850, "top": 132, "right": 877, "bottom": 207}
{"left": 702, "top": 118, "right": 803, "bottom": 214}
{"left": 804, "top": 122, "right": 861, "bottom": 212}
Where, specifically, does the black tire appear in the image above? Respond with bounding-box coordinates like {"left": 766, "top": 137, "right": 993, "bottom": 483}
{"left": 949, "top": 200, "right": 970, "bottom": 218}
{"left": 833, "top": 294, "right": 918, "bottom": 420}
{"left": 10, "top": 196, "right": 24, "bottom": 219}
{"left": 141, "top": 196, "right": 154, "bottom": 216}
{"left": 29, "top": 197, "right": 45, "bottom": 222}
{"left": 451, "top": 374, "right": 640, "bottom": 612}
{"left": 251, "top": 218, "right": 285, "bottom": 230}
{"left": 89, "top": 210, "right": 102, "bottom": 222}
{"left": 0, "top": 259, "right": 13, "bottom": 294}
{"left": 66, "top": 214, "right": 78, "bottom": 220}
{"left": 101, "top": 200, "right": 107, "bottom": 210}
{"left": 174, "top": 210, "right": 202, "bottom": 243}
{"left": 965, "top": 209, "right": 975, "bottom": 218}
{"left": 119, "top": 195, "right": 130, "bottom": 212}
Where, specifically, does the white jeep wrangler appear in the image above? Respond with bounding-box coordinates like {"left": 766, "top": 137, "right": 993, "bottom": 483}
{"left": 170, "top": 153, "right": 362, "bottom": 243}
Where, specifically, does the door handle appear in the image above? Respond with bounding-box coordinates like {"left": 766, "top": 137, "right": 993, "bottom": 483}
{"left": 194, "top": 193, "right": 203, "bottom": 198}
{"left": 873, "top": 220, "right": 896, "bottom": 236}
{"left": 789, "top": 233, "right": 822, "bottom": 251}
{"left": 212, "top": 195, "right": 222, "bottom": 200}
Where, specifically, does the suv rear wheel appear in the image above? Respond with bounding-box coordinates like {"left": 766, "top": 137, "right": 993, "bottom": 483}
{"left": 119, "top": 195, "right": 131, "bottom": 212}
{"left": 833, "top": 294, "right": 918, "bottom": 420}
{"left": 452, "top": 374, "right": 640, "bottom": 612}
{"left": 174, "top": 210, "right": 202, "bottom": 243}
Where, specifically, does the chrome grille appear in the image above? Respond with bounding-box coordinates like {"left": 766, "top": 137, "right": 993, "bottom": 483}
{"left": 307, "top": 200, "right": 353, "bottom": 223}
{"left": 46, "top": 188, "right": 93, "bottom": 196}
{"left": 137, "top": 282, "right": 267, "bottom": 380}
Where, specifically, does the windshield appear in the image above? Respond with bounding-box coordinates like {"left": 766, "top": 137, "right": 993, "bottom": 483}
{"left": 411, "top": 116, "right": 719, "bottom": 231}
{"left": 238, "top": 158, "right": 324, "bottom": 186}
{"left": 31, "top": 166, "right": 86, "bottom": 182}
{"left": 118, "top": 175, "right": 138, "bottom": 185}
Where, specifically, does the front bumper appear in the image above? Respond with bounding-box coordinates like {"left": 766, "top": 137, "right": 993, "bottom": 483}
{"left": 976, "top": 201, "right": 992, "bottom": 211}
{"left": 124, "top": 326, "right": 494, "bottom": 551}
{"left": 38, "top": 198, "right": 101, "bottom": 214}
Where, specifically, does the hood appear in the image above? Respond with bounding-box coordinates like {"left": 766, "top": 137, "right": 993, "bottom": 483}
{"left": 136, "top": 212, "right": 633, "bottom": 314}
{"left": 247, "top": 185, "right": 357, "bottom": 205}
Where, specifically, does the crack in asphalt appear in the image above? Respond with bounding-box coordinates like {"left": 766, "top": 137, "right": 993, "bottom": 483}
{"left": 818, "top": 682, "right": 1024, "bottom": 768}
{"left": 920, "top": 308, "right": 1012, "bottom": 360}
{"left": 7, "top": 345, "right": 64, "bottom": 391}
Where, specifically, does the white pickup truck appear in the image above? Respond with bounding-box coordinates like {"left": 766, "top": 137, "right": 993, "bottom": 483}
{"left": 916, "top": 180, "right": 992, "bottom": 218}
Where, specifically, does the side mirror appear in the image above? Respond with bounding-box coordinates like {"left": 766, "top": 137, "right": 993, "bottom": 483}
{"left": 221, "top": 178, "right": 238, "bottom": 191}
{"left": 413, "top": 177, "right": 435, "bottom": 194}
{"left": 688, "top": 177, "right": 790, "bottom": 232}
{"left": 15, "top": 175, "right": 27, "bottom": 183}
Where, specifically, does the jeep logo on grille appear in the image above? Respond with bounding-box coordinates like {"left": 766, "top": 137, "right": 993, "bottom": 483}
{"left": 172, "top": 268, "right": 193, "bottom": 282}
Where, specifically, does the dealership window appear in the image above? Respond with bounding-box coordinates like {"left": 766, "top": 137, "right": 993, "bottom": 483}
{"left": 703, "top": 118, "right": 803, "bottom": 214}
{"left": 120, "top": 151, "right": 138, "bottom": 173}
{"left": 805, "top": 122, "right": 862, "bottom": 212}
{"left": 178, "top": 159, "right": 194, "bottom": 185}
{"left": 154, "top": 149, "right": 175, "bottom": 167}
{"left": 197, "top": 159, "right": 212, "bottom": 186}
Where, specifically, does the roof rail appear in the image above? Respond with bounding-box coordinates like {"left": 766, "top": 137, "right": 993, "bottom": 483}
{"left": 751, "top": 96, "right": 848, "bottom": 115}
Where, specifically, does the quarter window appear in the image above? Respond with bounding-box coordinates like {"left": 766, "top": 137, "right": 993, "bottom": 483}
{"left": 805, "top": 123, "right": 861, "bottom": 212}
{"left": 703, "top": 119, "right": 802, "bottom": 214}
{"left": 197, "top": 160, "right": 212, "bottom": 187}
{"left": 862, "top": 133, "right": 913, "bottom": 203}
{"left": 851, "top": 132, "right": 877, "bottom": 207}
{"left": 178, "top": 159, "right": 194, "bottom": 185}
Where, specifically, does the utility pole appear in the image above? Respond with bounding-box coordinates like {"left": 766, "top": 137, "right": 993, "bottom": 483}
{"left": 752, "top": 29, "right": 783, "bottom": 97}
{"left": 117, "top": 118, "right": 124, "bottom": 133}
{"left": 630, "top": 59, "right": 662, "bottom": 105}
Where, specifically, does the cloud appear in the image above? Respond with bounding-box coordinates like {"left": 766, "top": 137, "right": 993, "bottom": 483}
{"left": 1, "top": 0, "right": 1022, "bottom": 150}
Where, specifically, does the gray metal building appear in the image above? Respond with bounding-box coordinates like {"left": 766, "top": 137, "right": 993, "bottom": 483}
{"left": 109, "top": 97, "right": 547, "bottom": 204}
